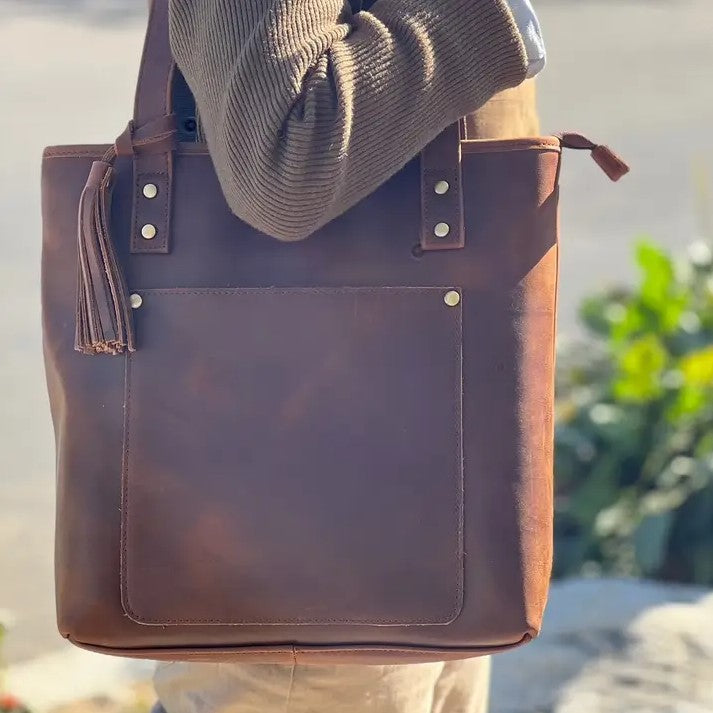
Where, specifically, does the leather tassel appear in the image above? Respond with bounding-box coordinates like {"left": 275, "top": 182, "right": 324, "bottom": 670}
{"left": 558, "top": 132, "right": 630, "bottom": 182}
{"left": 75, "top": 153, "right": 135, "bottom": 355}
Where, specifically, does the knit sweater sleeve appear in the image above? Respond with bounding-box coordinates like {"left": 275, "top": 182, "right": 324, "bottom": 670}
{"left": 169, "top": 0, "right": 528, "bottom": 241}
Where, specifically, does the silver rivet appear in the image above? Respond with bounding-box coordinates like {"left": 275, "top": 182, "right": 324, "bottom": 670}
{"left": 130, "top": 293, "right": 143, "bottom": 309}
{"left": 434, "top": 180, "right": 450, "bottom": 195}
{"left": 444, "top": 290, "right": 460, "bottom": 307}
{"left": 434, "top": 222, "right": 450, "bottom": 238}
{"left": 141, "top": 223, "right": 157, "bottom": 240}
{"left": 142, "top": 183, "right": 158, "bottom": 199}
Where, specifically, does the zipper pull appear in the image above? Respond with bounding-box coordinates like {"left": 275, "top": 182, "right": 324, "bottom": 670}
{"left": 558, "top": 132, "right": 630, "bottom": 182}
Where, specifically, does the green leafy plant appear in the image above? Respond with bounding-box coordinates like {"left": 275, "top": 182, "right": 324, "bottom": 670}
{"left": 555, "top": 238, "right": 713, "bottom": 583}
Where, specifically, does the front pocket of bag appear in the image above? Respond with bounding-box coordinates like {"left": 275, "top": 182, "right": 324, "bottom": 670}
{"left": 121, "top": 287, "right": 463, "bottom": 626}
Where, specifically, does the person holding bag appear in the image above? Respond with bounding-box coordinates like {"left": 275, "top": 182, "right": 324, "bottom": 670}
{"left": 41, "top": 0, "right": 627, "bottom": 711}
{"left": 153, "top": 1, "right": 543, "bottom": 711}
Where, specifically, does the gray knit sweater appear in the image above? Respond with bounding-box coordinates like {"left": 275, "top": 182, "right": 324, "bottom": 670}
{"left": 169, "top": 0, "right": 528, "bottom": 240}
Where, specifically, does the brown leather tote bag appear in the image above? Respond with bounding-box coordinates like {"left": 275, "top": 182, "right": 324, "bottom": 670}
{"left": 41, "top": 0, "right": 627, "bottom": 664}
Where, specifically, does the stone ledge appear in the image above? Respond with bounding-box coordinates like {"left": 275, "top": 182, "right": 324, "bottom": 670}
{"left": 492, "top": 578, "right": 713, "bottom": 713}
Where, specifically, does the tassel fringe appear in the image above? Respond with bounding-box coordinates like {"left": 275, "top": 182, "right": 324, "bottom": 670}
{"left": 75, "top": 150, "right": 136, "bottom": 355}
{"left": 74, "top": 116, "right": 177, "bottom": 355}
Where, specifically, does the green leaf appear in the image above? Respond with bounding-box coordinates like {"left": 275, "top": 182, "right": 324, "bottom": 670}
{"left": 667, "top": 386, "right": 708, "bottom": 420}
{"left": 613, "top": 335, "right": 668, "bottom": 401}
{"left": 679, "top": 345, "right": 713, "bottom": 386}
{"left": 610, "top": 302, "right": 645, "bottom": 342}
{"left": 630, "top": 240, "right": 690, "bottom": 334}
{"left": 637, "top": 241, "right": 674, "bottom": 307}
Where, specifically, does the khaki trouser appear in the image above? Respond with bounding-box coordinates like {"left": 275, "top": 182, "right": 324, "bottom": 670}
{"left": 154, "top": 81, "right": 539, "bottom": 713}
{"left": 155, "top": 658, "right": 493, "bottom": 713}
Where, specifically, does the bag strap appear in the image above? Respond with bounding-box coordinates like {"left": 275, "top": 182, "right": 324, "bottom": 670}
{"left": 134, "top": 0, "right": 175, "bottom": 124}
{"left": 420, "top": 122, "right": 465, "bottom": 251}
{"left": 123, "top": 0, "right": 176, "bottom": 254}
{"left": 128, "top": 0, "right": 464, "bottom": 252}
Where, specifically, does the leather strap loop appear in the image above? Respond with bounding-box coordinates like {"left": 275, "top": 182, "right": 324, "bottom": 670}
{"left": 115, "top": 116, "right": 178, "bottom": 158}
{"left": 420, "top": 122, "right": 465, "bottom": 251}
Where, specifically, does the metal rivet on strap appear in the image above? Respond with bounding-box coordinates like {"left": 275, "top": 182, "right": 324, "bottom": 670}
{"left": 444, "top": 290, "right": 460, "bottom": 307}
{"left": 141, "top": 223, "right": 157, "bottom": 240}
{"left": 434, "top": 180, "right": 450, "bottom": 195}
{"left": 434, "top": 222, "right": 450, "bottom": 238}
{"left": 130, "top": 293, "right": 143, "bottom": 309}
{"left": 142, "top": 183, "right": 158, "bottom": 199}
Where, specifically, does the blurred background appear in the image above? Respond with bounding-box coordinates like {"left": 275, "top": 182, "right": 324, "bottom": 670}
{"left": 1, "top": 1, "right": 712, "bottom": 712}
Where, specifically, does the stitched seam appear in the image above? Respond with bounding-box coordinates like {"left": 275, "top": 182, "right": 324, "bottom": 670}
{"left": 120, "top": 286, "right": 465, "bottom": 626}
{"left": 461, "top": 138, "right": 561, "bottom": 153}
{"left": 121, "top": 291, "right": 462, "bottom": 624}
{"left": 130, "top": 159, "right": 140, "bottom": 253}
{"left": 138, "top": 287, "right": 456, "bottom": 296}
{"left": 73, "top": 636, "right": 530, "bottom": 656}
{"left": 42, "top": 141, "right": 560, "bottom": 161}
{"left": 461, "top": 144, "right": 560, "bottom": 156}
{"left": 163, "top": 158, "right": 170, "bottom": 252}
{"left": 157, "top": 168, "right": 169, "bottom": 252}
{"left": 292, "top": 640, "right": 530, "bottom": 654}
{"left": 120, "top": 354, "right": 132, "bottom": 624}
{"left": 462, "top": 141, "right": 558, "bottom": 150}
{"left": 133, "top": 131, "right": 175, "bottom": 148}
{"left": 453, "top": 293, "right": 465, "bottom": 622}
{"left": 43, "top": 150, "right": 109, "bottom": 159}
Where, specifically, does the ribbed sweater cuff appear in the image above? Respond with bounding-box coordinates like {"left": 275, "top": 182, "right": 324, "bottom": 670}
{"left": 369, "top": 0, "right": 528, "bottom": 96}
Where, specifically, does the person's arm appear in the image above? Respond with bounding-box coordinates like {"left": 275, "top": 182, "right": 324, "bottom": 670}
{"left": 170, "top": 0, "right": 528, "bottom": 241}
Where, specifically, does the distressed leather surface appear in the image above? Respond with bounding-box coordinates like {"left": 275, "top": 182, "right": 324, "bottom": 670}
{"left": 42, "top": 138, "right": 559, "bottom": 662}
{"left": 122, "top": 287, "right": 465, "bottom": 628}
{"left": 40, "top": 0, "right": 559, "bottom": 665}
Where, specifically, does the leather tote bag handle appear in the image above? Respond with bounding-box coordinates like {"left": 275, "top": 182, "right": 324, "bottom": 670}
{"left": 129, "top": 0, "right": 465, "bottom": 253}
{"left": 122, "top": 0, "right": 178, "bottom": 255}
{"left": 134, "top": 0, "right": 175, "bottom": 125}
